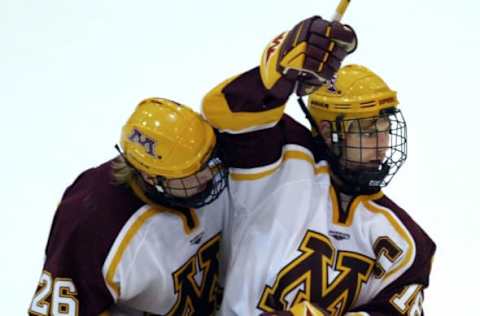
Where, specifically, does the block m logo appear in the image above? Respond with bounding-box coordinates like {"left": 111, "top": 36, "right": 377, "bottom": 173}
{"left": 258, "top": 231, "right": 375, "bottom": 316}
{"left": 128, "top": 128, "right": 157, "bottom": 157}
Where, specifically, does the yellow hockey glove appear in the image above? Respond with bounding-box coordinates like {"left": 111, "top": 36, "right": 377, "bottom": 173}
{"left": 260, "top": 16, "right": 357, "bottom": 97}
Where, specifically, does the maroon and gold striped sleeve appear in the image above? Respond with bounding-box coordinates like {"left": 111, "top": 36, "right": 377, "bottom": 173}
{"left": 202, "top": 67, "right": 290, "bottom": 134}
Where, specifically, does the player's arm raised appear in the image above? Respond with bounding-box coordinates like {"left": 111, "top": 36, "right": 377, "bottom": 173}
{"left": 202, "top": 16, "right": 356, "bottom": 134}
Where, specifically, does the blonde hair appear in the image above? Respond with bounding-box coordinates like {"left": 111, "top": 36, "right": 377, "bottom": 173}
{"left": 111, "top": 156, "right": 136, "bottom": 185}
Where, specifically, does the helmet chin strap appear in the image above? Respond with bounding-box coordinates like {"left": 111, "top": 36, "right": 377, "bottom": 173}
{"left": 297, "top": 96, "right": 320, "bottom": 135}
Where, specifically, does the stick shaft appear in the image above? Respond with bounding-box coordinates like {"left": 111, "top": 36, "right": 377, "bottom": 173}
{"left": 332, "top": 0, "right": 350, "bottom": 21}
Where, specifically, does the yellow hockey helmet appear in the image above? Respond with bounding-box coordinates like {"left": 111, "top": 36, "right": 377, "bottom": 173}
{"left": 120, "top": 98, "right": 216, "bottom": 179}
{"left": 304, "top": 65, "right": 407, "bottom": 194}
{"left": 308, "top": 64, "right": 399, "bottom": 124}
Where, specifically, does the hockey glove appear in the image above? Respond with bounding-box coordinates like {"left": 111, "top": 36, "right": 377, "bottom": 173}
{"left": 260, "top": 16, "right": 357, "bottom": 97}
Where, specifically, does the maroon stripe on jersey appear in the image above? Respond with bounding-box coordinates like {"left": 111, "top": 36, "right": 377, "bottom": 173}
{"left": 219, "top": 114, "right": 316, "bottom": 169}
{"left": 222, "top": 67, "right": 289, "bottom": 112}
{"left": 373, "top": 195, "right": 436, "bottom": 286}
{"left": 42, "top": 159, "right": 145, "bottom": 315}
{"left": 347, "top": 195, "right": 436, "bottom": 315}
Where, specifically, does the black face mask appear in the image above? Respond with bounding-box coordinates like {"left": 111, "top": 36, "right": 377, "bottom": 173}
{"left": 145, "top": 154, "right": 229, "bottom": 209}
{"left": 115, "top": 145, "right": 229, "bottom": 209}
{"left": 295, "top": 96, "right": 407, "bottom": 195}
{"left": 324, "top": 108, "right": 407, "bottom": 194}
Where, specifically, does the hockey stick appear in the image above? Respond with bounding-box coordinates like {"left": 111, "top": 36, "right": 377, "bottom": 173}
{"left": 332, "top": 0, "right": 351, "bottom": 22}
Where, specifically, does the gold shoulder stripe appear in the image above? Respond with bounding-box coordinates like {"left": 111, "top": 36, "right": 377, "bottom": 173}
{"left": 315, "top": 165, "right": 329, "bottom": 175}
{"left": 331, "top": 189, "right": 384, "bottom": 227}
{"left": 105, "top": 207, "right": 159, "bottom": 298}
{"left": 202, "top": 76, "right": 286, "bottom": 132}
{"left": 231, "top": 150, "right": 328, "bottom": 181}
{"left": 344, "top": 192, "right": 384, "bottom": 226}
{"left": 231, "top": 165, "right": 279, "bottom": 181}
{"left": 330, "top": 190, "right": 414, "bottom": 279}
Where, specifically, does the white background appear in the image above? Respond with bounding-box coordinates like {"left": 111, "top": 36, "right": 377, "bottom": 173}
{"left": 2, "top": 0, "right": 478, "bottom": 314}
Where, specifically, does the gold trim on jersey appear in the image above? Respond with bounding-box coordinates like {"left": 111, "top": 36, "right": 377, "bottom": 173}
{"left": 363, "top": 201, "right": 415, "bottom": 280}
{"left": 328, "top": 188, "right": 413, "bottom": 280}
{"left": 105, "top": 207, "right": 159, "bottom": 298}
{"left": 129, "top": 179, "right": 200, "bottom": 234}
{"left": 202, "top": 75, "right": 286, "bottom": 132}
{"left": 230, "top": 150, "right": 328, "bottom": 181}
{"left": 330, "top": 187, "right": 384, "bottom": 227}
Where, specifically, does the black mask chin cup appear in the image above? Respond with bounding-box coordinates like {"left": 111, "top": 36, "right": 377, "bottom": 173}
{"left": 329, "top": 159, "right": 391, "bottom": 195}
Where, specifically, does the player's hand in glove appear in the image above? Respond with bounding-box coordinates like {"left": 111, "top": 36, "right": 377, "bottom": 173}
{"left": 260, "top": 16, "right": 357, "bottom": 97}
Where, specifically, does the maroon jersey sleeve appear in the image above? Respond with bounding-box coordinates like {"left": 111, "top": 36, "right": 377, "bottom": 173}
{"left": 29, "top": 160, "right": 143, "bottom": 316}
{"left": 202, "top": 67, "right": 290, "bottom": 135}
{"left": 203, "top": 66, "right": 323, "bottom": 170}
{"left": 349, "top": 195, "right": 436, "bottom": 316}
{"left": 218, "top": 114, "right": 315, "bottom": 169}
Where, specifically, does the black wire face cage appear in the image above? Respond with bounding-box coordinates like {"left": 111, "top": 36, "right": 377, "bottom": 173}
{"left": 328, "top": 108, "right": 407, "bottom": 194}
{"left": 115, "top": 144, "right": 228, "bottom": 209}
{"left": 152, "top": 151, "right": 229, "bottom": 209}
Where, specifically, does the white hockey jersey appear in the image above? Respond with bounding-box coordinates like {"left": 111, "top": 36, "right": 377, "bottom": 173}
{"left": 29, "top": 159, "right": 229, "bottom": 316}
{"left": 202, "top": 67, "right": 436, "bottom": 316}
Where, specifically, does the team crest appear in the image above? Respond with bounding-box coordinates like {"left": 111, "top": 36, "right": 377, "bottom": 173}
{"left": 128, "top": 128, "right": 158, "bottom": 158}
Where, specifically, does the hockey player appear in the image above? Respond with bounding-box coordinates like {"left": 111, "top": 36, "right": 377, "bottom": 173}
{"left": 28, "top": 98, "right": 229, "bottom": 315}
{"left": 202, "top": 16, "right": 436, "bottom": 315}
